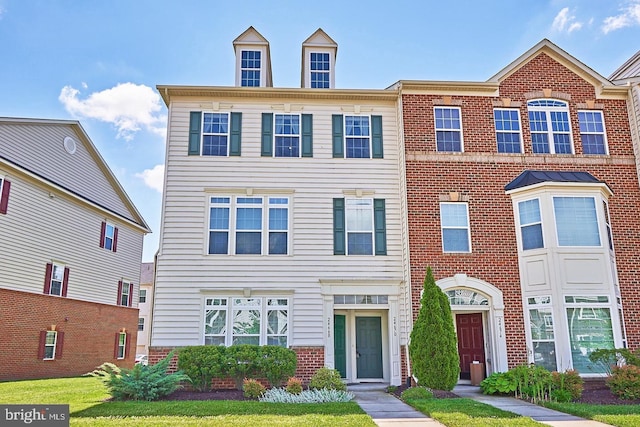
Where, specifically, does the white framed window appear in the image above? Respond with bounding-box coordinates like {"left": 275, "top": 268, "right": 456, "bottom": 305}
{"left": 138, "top": 318, "right": 144, "bottom": 331}
{"left": 202, "top": 112, "right": 229, "bottom": 156}
{"left": 117, "top": 332, "right": 127, "bottom": 359}
{"left": 274, "top": 114, "right": 300, "bottom": 157}
{"left": 527, "top": 296, "right": 557, "bottom": 371}
{"left": 518, "top": 198, "right": 544, "bottom": 250}
{"left": 345, "top": 116, "right": 371, "bottom": 158}
{"left": 527, "top": 100, "right": 573, "bottom": 154}
{"left": 553, "top": 196, "right": 600, "bottom": 246}
{"left": 104, "top": 223, "right": 116, "bottom": 250}
{"left": 310, "top": 52, "right": 330, "bottom": 88}
{"left": 44, "top": 331, "right": 57, "bottom": 360}
{"left": 435, "top": 107, "right": 463, "bottom": 152}
{"left": 204, "top": 297, "right": 289, "bottom": 347}
{"left": 49, "top": 263, "right": 65, "bottom": 296}
{"left": 346, "top": 198, "right": 374, "bottom": 255}
{"left": 240, "top": 50, "right": 261, "bottom": 87}
{"left": 119, "top": 281, "right": 132, "bottom": 306}
{"left": 139, "top": 289, "right": 147, "bottom": 304}
{"left": 494, "top": 108, "right": 522, "bottom": 153}
{"left": 603, "top": 200, "right": 613, "bottom": 251}
{"left": 208, "top": 196, "right": 289, "bottom": 255}
{"left": 440, "top": 202, "right": 471, "bottom": 252}
{"left": 578, "top": 111, "right": 607, "bottom": 155}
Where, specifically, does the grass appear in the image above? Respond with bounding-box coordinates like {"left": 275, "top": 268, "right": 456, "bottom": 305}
{"left": 543, "top": 401, "right": 640, "bottom": 427}
{"left": 404, "top": 397, "right": 545, "bottom": 427}
{"left": 0, "top": 377, "right": 375, "bottom": 427}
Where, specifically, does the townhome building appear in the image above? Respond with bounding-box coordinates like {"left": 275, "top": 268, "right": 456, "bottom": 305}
{"left": 0, "top": 117, "right": 150, "bottom": 380}
{"left": 136, "top": 262, "right": 155, "bottom": 356}
{"left": 151, "top": 27, "right": 411, "bottom": 385}
{"left": 396, "top": 40, "right": 640, "bottom": 380}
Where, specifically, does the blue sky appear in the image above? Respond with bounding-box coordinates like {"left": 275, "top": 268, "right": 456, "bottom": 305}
{"left": 1, "top": 0, "right": 639, "bottom": 261}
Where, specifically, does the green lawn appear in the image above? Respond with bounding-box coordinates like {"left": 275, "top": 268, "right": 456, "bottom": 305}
{"left": 543, "top": 401, "right": 640, "bottom": 427}
{"left": 405, "top": 397, "right": 545, "bottom": 427}
{"left": 0, "top": 377, "right": 375, "bottom": 427}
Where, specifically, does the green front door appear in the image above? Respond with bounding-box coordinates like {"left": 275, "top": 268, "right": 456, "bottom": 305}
{"left": 356, "top": 317, "right": 383, "bottom": 378}
{"left": 334, "top": 315, "right": 346, "bottom": 378}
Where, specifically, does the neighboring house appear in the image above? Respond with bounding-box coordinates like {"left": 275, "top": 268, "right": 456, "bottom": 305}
{"left": 137, "top": 262, "right": 154, "bottom": 356}
{"left": 151, "top": 27, "right": 410, "bottom": 385}
{"left": 0, "top": 117, "right": 150, "bottom": 381}
{"left": 396, "top": 40, "right": 640, "bottom": 379}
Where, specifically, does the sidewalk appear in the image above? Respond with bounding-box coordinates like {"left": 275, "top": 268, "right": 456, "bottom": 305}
{"left": 349, "top": 383, "right": 445, "bottom": 426}
{"left": 453, "top": 384, "right": 612, "bottom": 427}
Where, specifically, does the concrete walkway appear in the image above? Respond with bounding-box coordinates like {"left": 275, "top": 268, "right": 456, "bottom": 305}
{"left": 453, "top": 384, "right": 612, "bottom": 427}
{"left": 350, "top": 383, "right": 613, "bottom": 427}
{"left": 350, "top": 383, "right": 445, "bottom": 426}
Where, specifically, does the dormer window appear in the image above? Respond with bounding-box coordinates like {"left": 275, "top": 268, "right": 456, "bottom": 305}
{"left": 310, "top": 52, "right": 330, "bottom": 88}
{"left": 301, "top": 29, "right": 337, "bottom": 89}
{"left": 241, "top": 50, "right": 261, "bottom": 87}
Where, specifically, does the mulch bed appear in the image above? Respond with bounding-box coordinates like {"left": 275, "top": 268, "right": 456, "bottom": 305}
{"left": 161, "top": 380, "right": 640, "bottom": 405}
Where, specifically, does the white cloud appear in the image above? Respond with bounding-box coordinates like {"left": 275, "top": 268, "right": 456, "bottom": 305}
{"left": 602, "top": 1, "right": 640, "bottom": 34}
{"left": 59, "top": 82, "right": 166, "bottom": 141}
{"left": 552, "top": 7, "right": 583, "bottom": 33}
{"left": 135, "top": 164, "right": 165, "bottom": 193}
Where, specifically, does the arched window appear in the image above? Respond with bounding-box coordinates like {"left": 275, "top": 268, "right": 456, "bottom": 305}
{"left": 527, "top": 100, "right": 573, "bottom": 154}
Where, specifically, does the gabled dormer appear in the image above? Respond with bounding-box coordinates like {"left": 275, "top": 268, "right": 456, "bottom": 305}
{"left": 301, "top": 28, "right": 338, "bottom": 89}
{"left": 233, "top": 26, "right": 272, "bottom": 87}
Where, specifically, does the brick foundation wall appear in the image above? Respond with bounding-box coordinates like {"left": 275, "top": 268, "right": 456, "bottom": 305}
{"left": 0, "top": 288, "right": 138, "bottom": 380}
{"left": 402, "top": 52, "right": 640, "bottom": 367}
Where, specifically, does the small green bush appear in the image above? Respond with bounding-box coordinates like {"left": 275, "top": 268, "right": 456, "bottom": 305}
{"left": 178, "top": 345, "right": 226, "bottom": 392}
{"left": 589, "top": 348, "right": 640, "bottom": 374}
{"left": 607, "top": 365, "right": 640, "bottom": 400}
{"left": 551, "top": 369, "right": 583, "bottom": 401}
{"left": 480, "top": 371, "right": 517, "bottom": 395}
{"left": 87, "top": 350, "right": 188, "bottom": 401}
{"left": 510, "top": 364, "right": 552, "bottom": 402}
{"left": 225, "top": 345, "right": 262, "bottom": 390}
{"left": 308, "top": 367, "right": 346, "bottom": 391}
{"left": 286, "top": 377, "right": 303, "bottom": 395}
{"left": 400, "top": 386, "right": 433, "bottom": 401}
{"left": 259, "top": 346, "right": 297, "bottom": 387}
{"left": 242, "top": 378, "right": 266, "bottom": 399}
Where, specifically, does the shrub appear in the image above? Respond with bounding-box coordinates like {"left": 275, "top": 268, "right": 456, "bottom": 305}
{"left": 286, "top": 377, "right": 303, "bottom": 395}
{"left": 400, "top": 386, "right": 433, "bottom": 401}
{"left": 242, "top": 378, "right": 266, "bottom": 399}
{"left": 308, "top": 367, "right": 346, "bottom": 391}
{"left": 409, "top": 267, "right": 460, "bottom": 391}
{"left": 178, "top": 345, "right": 227, "bottom": 392}
{"left": 607, "top": 365, "right": 640, "bottom": 400}
{"left": 259, "top": 346, "right": 297, "bottom": 387}
{"left": 225, "top": 345, "right": 262, "bottom": 390}
{"left": 510, "top": 364, "right": 552, "bottom": 402}
{"left": 260, "top": 388, "right": 354, "bottom": 403}
{"left": 589, "top": 348, "right": 640, "bottom": 374}
{"left": 480, "top": 372, "right": 517, "bottom": 395}
{"left": 551, "top": 370, "right": 583, "bottom": 401}
{"left": 87, "top": 350, "right": 188, "bottom": 401}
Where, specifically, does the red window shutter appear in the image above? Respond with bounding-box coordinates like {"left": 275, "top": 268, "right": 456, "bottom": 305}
{"left": 38, "top": 331, "right": 47, "bottom": 359}
{"left": 128, "top": 283, "right": 134, "bottom": 307}
{"left": 117, "top": 281, "right": 123, "bottom": 305}
{"left": 62, "top": 267, "right": 70, "bottom": 297}
{"left": 56, "top": 331, "right": 64, "bottom": 359}
{"left": 0, "top": 179, "right": 10, "bottom": 214}
{"left": 99, "top": 222, "right": 106, "bottom": 248}
{"left": 43, "top": 263, "right": 52, "bottom": 294}
{"left": 125, "top": 333, "right": 131, "bottom": 358}
{"left": 112, "top": 227, "right": 119, "bottom": 252}
{"left": 114, "top": 333, "right": 120, "bottom": 359}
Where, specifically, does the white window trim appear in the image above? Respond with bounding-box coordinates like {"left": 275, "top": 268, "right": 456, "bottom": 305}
{"left": 552, "top": 195, "right": 602, "bottom": 248}
{"left": 117, "top": 332, "right": 127, "bottom": 359}
{"left": 344, "top": 115, "right": 372, "bottom": 159}
{"left": 207, "top": 195, "right": 291, "bottom": 256}
{"left": 517, "top": 198, "right": 544, "bottom": 251}
{"left": 525, "top": 296, "right": 557, "bottom": 368}
{"left": 439, "top": 202, "right": 472, "bottom": 253}
{"left": 239, "top": 49, "right": 263, "bottom": 87}
{"left": 434, "top": 106, "right": 464, "bottom": 152}
{"left": 203, "top": 296, "right": 290, "bottom": 347}
{"left": 201, "top": 112, "right": 230, "bottom": 156}
{"left": 494, "top": 108, "right": 523, "bottom": 153}
{"left": 49, "top": 263, "right": 65, "bottom": 297}
{"left": 139, "top": 289, "right": 147, "bottom": 304}
{"left": 577, "top": 110, "right": 609, "bottom": 155}
{"left": 527, "top": 100, "right": 574, "bottom": 154}
{"left": 345, "top": 198, "right": 375, "bottom": 255}
{"left": 44, "top": 330, "right": 57, "bottom": 360}
{"left": 104, "top": 222, "right": 116, "bottom": 251}
{"left": 138, "top": 317, "right": 145, "bottom": 331}
{"left": 120, "top": 280, "right": 132, "bottom": 306}
{"left": 274, "top": 114, "right": 301, "bottom": 158}
{"left": 308, "top": 51, "right": 332, "bottom": 89}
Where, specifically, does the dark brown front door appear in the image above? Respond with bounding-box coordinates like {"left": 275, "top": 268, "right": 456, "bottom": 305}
{"left": 456, "top": 313, "right": 485, "bottom": 379}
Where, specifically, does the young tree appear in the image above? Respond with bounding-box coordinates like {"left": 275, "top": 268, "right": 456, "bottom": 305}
{"left": 409, "top": 267, "right": 460, "bottom": 390}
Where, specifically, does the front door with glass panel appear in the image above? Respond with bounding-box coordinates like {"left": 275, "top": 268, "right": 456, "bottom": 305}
{"left": 356, "top": 317, "right": 383, "bottom": 378}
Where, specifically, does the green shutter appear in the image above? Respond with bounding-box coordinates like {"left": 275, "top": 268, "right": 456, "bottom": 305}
{"left": 374, "top": 198, "right": 387, "bottom": 255}
{"left": 188, "top": 111, "right": 202, "bottom": 155}
{"left": 332, "top": 114, "right": 344, "bottom": 158}
{"left": 301, "top": 114, "right": 313, "bottom": 157}
{"left": 372, "top": 115, "right": 383, "bottom": 158}
{"left": 261, "top": 113, "right": 273, "bottom": 157}
{"left": 333, "top": 198, "right": 346, "bottom": 255}
{"left": 229, "top": 112, "right": 242, "bottom": 156}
